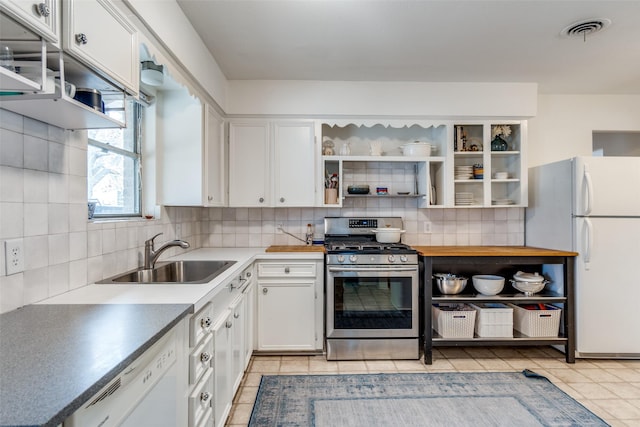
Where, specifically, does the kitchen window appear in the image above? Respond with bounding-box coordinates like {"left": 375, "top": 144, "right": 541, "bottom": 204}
{"left": 87, "top": 99, "right": 142, "bottom": 218}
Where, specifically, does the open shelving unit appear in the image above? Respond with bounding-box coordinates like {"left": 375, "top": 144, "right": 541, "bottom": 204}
{"left": 421, "top": 249, "right": 576, "bottom": 365}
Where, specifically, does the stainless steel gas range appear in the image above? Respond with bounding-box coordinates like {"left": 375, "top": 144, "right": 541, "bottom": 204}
{"left": 324, "top": 217, "right": 419, "bottom": 360}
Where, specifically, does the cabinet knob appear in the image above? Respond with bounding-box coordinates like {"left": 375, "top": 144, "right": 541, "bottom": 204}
{"left": 201, "top": 316, "right": 212, "bottom": 328}
{"left": 259, "top": 197, "right": 264, "bottom": 203}
{"left": 35, "top": 3, "right": 50, "bottom": 17}
{"left": 262, "top": 287, "right": 268, "bottom": 294}
{"left": 200, "top": 391, "right": 211, "bottom": 403}
{"left": 200, "top": 352, "right": 211, "bottom": 363}
{"left": 75, "top": 33, "right": 88, "bottom": 45}
{"left": 280, "top": 197, "right": 285, "bottom": 203}
{"left": 208, "top": 195, "right": 213, "bottom": 201}
{"left": 284, "top": 266, "right": 290, "bottom": 274}
{"left": 234, "top": 312, "right": 240, "bottom": 319}
{"left": 225, "top": 320, "right": 232, "bottom": 328}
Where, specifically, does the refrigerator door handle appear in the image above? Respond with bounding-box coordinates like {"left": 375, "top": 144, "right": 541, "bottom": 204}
{"left": 583, "top": 165, "right": 594, "bottom": 215}
{"left": 583, "top": 218, "right": 593, "bottom": 270}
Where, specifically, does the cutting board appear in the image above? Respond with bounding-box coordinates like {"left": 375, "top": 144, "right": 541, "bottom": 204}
{"left": 265, "top": 245, "right": 326, "bottom": 253}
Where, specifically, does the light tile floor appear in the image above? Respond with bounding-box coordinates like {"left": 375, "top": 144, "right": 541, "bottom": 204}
{"left": 226, "top": 347, "right": 640, "bottom": 426}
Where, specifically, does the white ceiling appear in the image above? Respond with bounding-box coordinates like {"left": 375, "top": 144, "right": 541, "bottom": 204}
{"left": 175, "top": 0, "right": 640, "bottom": 94}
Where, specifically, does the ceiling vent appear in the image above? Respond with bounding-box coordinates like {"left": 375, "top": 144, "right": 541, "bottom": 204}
{"left": 561, "top": 18, "right": 611, "bottom": 40}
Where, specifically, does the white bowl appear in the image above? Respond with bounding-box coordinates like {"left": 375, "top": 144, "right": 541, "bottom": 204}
{"left": 401, "top": 142, "right": 431, "bottom": 157}
{"left": 472, "top": 275, "right": 505, "bottom": 295}
{"left": 372, "top": 228, "right": 405, "bottom": 243}
{"left": 511, "top": 280, "right": 546, "bottom": 296}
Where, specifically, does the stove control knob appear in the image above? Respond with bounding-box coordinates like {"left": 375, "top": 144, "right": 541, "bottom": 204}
{"left": 349, "top": 255, "right": 358, "bottom": 263}
{"left": 400, "top": 255, "right": 408, "bottom": 263}
{"left": 388, "top": 255, "right": 396, "bottom": 263}
{"left": 337, "top": 255, "right": 345, "bottom": 263}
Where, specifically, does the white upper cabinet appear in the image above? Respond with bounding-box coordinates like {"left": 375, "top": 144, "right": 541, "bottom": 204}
{"left": 229, "top": 120, "right": 315, "bottom": 207}
{"left": 273, "top": 122, "right": 315, "bottom": 207}
{"left": 228, "top": 121, "right": 270, "bottom": 207}
{"left": 0, "top": 0, "right": 60, "bottom": 43}
{"left": 62, "top": 0, "right": 138, "bottom": 94}
{"left": 160, "top": 90, "right": 226, "bottom": 207}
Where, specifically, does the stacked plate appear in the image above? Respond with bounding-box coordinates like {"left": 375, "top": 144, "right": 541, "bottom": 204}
{"left": 492, "top": 198, "right": 515, "bottom": 205}
{"left": 455, "top": 165, "right": 474, "bottom": 180}
{"left": 455, "top": 192, "right": 475, "bottom": 205}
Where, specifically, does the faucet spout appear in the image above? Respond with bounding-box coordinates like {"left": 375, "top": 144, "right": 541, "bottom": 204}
{"left": 144, "top": 233, "right": 190, "bottom": 269}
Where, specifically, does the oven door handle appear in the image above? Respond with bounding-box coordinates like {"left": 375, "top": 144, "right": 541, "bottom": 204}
{"left": 328, "top": 266, "right": 418, "bottom": 273}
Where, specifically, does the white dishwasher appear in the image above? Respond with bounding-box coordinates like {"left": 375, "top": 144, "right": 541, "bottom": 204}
{"left": 65, "top": 327, "right": 179, "bottom": 427}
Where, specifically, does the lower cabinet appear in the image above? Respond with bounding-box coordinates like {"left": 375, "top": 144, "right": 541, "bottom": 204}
{"left": 256, "top": 260, "right": 324, "bottom": 351}
{"left": 185, "top": 264, "right": 255, "bottom": 427}
{"left": 212, "top": 309, "right": 233, "bottom": 427}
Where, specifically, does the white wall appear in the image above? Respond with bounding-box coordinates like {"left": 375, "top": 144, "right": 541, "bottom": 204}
{"left": 226, "top": 81, "right": 538, "bottom": 118}
{"left": 528, "top": 95, "right": 640, "bottom": 167}
{"left": 123, "top": 0, "right": 228, "bottom": 109}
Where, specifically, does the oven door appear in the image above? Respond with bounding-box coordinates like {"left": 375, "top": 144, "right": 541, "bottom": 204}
{"left": 326, "top": 265, "right": 419, "bottom": 339}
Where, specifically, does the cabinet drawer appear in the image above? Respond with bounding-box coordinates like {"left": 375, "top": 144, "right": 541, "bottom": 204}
{"left": 190, "top": 303, "right": 213, "bottom": 347}
{"left": 189, "top": 333, "right": 213, "bottom": 385}
{"left": 189, "top": 368, "right": 213, "bottom": 427}
{"left": 257, "top": 262, "right": 316, "bottom": 278}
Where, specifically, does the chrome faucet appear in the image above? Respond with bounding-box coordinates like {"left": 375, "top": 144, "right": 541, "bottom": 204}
{"left": 144, "top": 233, "right": 190, "bottom": 269}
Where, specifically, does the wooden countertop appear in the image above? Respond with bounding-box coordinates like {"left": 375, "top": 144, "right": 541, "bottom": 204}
{"left": 414, "top": 246, "right": 578, "bottom": 257}
{"left": 266, "top": 245, "right": 576, "bottom": 257}
{"left": 265, "top": 245, "right": 326, "bottom": 253}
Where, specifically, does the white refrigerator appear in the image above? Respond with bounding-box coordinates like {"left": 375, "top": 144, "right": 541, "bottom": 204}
{"left": 526, "top": 156, "right": 640, "bottom": 358}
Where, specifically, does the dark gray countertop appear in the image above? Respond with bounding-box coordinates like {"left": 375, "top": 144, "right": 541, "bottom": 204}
{"left": 0, "top": 304, "right": 192, "bottom": 427}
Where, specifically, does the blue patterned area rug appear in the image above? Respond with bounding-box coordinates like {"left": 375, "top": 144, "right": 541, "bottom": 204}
{"left": 249, "top": 371, "right": 609, "bottom": 426}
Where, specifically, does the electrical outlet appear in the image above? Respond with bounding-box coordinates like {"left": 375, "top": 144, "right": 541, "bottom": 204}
{"left": 4, "top": 239, "right": 24, "bottom": 275}
{"left": 423, "top": 222, "right": 432, "bottom": 234}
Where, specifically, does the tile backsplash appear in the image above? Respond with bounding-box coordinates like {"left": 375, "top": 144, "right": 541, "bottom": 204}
{"left": 0, "top": 109, "right": 523, "bottom": 313}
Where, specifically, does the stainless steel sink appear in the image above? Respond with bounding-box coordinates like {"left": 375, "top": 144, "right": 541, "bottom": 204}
{"left": 97, "top": 260, "right": 236, "bottom": 284}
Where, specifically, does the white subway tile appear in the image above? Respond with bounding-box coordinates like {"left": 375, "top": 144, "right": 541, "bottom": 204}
{"left": 48, "top": 203, "right": 69, "bottom": 234}
{"left": 23, "top": 135, "right": 48, "bottom": 171}
{"left": 0, "top": 272, "right": 24, "bottom": 312}
{"left": 0, "top": 202, "right": 23, "bottom": 239}
{"left": 0, "top": 128, "right": 24, "bottom": 168}
{"left": 23, "top": 266, "right": 48, "bottom": 305}
{"left": 69, "top": 231, "right": 87, "bottom": 261}
{"left": 69, "top": 259, "right": 88, "bottom": 290}
{"left": 23, "top": 169, "right": 48, "bottom": 203}
{"left": 48, "top": 233, "right": 69, "bottom": 265}
{"left": 24, "top": 203, "right": 48, "bottom": 236}
{"left": 0, "top": 166, "right": 23, "bottom": 202}
{"left": 48, "top": 263, "right": 69, "bottom": 297}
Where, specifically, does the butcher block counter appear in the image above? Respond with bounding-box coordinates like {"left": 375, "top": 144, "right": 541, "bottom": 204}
{"left": 414, "top": 246, "right": 577, "bottom": 257}
{"left": 265, "top": 245, "right": 326, "bottom": 253}
{"left": 420, "top": 245, "right": 577, "bottom": 365}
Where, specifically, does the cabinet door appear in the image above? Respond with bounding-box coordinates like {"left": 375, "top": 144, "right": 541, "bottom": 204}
{"left": 1, "top": 0, "right": 59, "bottom": 43}
{"left": 203, "top": 104, "right": 226, "bottom": 207}
{"left": 243, "top": 281, "right": 256, "bottom": 367}
{"left": 211, "top": 310, "right": 232, "bottom": 427}
{"left": 273, "top": 122, "right": 315, "bottom": 206}
{"left": 229, "top": 294, "right": 245, "bottom": 393}
{"left": 63, "top": 0, "right": 138, "bottom": 94}
{"left": 160, "top": 91, "right": 205, "bottom": 206}
{"left": 257, "top": 281, "right": 316, "bottom": 351}
{"left": 228, "top": 122, "right": 270, "bottom": 207}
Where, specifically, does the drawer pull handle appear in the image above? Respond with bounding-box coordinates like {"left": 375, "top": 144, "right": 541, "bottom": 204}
{"left": 75, "top": 33, "right": 88, "bottom": 45}
{"left": 36, "top": 3, "right": 51, "bottom": 17}
{"left": 201, "top": 317, "right": 212, "bottom": 328}
{"left": 200, "top": 352, "right": 211, "bottom": 363}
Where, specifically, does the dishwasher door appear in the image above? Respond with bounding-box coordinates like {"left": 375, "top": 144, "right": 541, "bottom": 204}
{"left": 64, "top": 328, "right": 179, "bottom": 427}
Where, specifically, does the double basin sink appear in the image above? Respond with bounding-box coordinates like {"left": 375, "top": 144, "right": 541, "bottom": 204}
{"left": 98, "top": 260, "right": 236, "bottom": 284}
